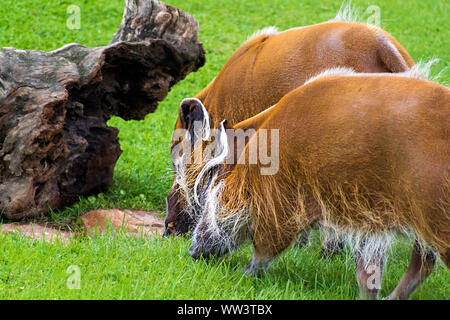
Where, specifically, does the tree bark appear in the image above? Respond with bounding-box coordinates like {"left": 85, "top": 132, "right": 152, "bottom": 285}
{"left": 0, "top": 0, "right": 205, "bottom": 220}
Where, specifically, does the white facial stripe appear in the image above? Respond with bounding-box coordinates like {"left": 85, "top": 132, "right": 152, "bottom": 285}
{"left": 193, "top": 120, "right": 229, "bottom": 206}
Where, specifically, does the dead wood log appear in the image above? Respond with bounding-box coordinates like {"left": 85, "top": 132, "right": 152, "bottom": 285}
{"left": 0, "top": 0, "right": 205, "bottom": 220}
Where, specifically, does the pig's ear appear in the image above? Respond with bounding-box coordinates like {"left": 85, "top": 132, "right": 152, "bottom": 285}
{"left": 179, "top": 98, "right": 210, "bottom": 144}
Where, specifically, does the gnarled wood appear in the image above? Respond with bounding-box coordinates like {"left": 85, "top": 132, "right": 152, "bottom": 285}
{"left": 0, "top": 0, "right": 205, "bottom": 220}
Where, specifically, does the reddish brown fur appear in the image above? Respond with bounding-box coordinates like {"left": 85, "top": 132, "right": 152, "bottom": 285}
{"left": 167, "top": 21, "right": 415, "bottom": 235}
{"left": 216, "top": 75, "right": 449, "bottom": 267}
{"left": 174, "top": 22, "right": 413, "bottom": 131}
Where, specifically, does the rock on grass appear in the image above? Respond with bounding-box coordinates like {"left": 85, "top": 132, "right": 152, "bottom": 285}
{"left": 1, "top": 224, "right": 72, "bottom": 242}
{"left": 80, "top": 209, "right": 164, "bottom": 237}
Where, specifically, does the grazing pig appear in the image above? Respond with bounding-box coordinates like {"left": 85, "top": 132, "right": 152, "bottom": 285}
{"left": 187, "top": 67, "right": 449, "bottom": 299}
{"left": 165, "top": 10, "right": 415, "bottom": 237}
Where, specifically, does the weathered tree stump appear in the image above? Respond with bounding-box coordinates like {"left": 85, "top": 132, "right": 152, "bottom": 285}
{"left": 0, "top": 0, "right": 205, "bottom": 220}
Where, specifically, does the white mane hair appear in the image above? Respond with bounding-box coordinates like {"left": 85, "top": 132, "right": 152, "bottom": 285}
{"left": 245, "top": 2, "right": 368, "bottom": 45}
{"left": 403, "top": 59, "right": 444, "bottom": 82}
{"left": 322, "top": 222, "right": 396, "bottom": 269}
{"left": 304, "top": 59, "right": 442, "bottom": 86}
{"left": 330, "top": 1, "right": 383, "bottom": 31}
{"left": 193, "top": 178, "right": 250, "bottom": 253}
{"left": 246, "top": 26, "right": 279, "bottom": 42}
{"left": 173, "top": 152, "right": 195, "bottom": 211}
{"left": 304, "top": 67, "right": 357, "bottom": 85}
{"left": 322, "top": 220, "right": 433, "bottom": 270}
{"left": 331, "top": 1, "right": 361, "bottom": 23}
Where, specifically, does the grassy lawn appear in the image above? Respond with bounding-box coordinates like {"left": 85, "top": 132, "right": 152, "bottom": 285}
{"left": 0, "top": 0, "right": 449, "bottom": 299}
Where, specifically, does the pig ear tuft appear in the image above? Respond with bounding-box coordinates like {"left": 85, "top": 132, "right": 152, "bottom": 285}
{"left": 179, "top": 98, "right": 210, "bottom": 142}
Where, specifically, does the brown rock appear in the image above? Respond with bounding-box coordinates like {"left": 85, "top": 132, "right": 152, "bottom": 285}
{"left": 1, "top": 224, "right": 72, "bottom": 242}
{"left": 80, "top": 209, "right": 164, "bottom": 237}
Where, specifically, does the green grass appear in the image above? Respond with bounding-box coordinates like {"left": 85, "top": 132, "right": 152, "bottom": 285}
{"left": 0, "top": 0, "right": 449, "bottom": 299}
{"left": 1, "top": 231, "right": 448, "bottom": 299}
